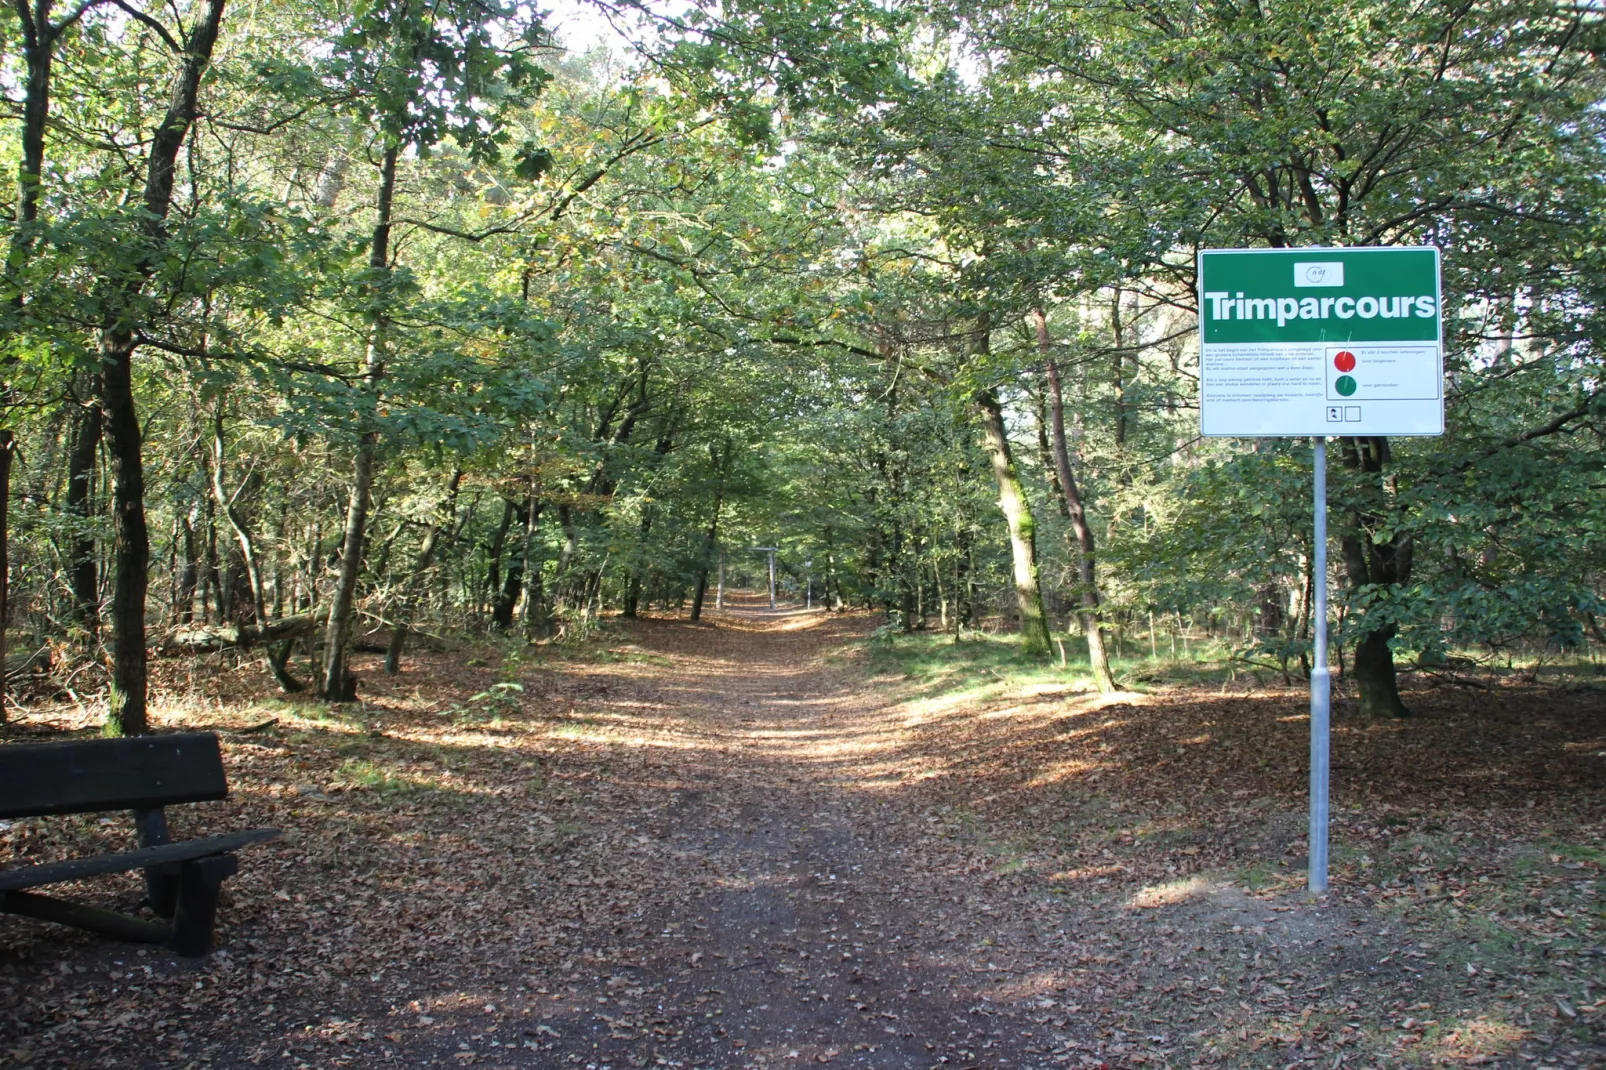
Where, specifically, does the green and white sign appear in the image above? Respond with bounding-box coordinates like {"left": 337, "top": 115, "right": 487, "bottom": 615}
{"left": 1198, "top": 247, "right": 1443, "bottom": 437}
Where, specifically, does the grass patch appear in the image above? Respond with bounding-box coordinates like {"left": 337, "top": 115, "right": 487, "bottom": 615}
{"left": 1543, "top": 838, "right": 1604, "bottom": 865}
{"left": 333, "top": 758, "right": 423, "bottom": 796}
{"left": 863, "top": 627, "right": 1236, "bottom": 698}
{"left": 442, "top": 681, "right": 525, "bottom": 724}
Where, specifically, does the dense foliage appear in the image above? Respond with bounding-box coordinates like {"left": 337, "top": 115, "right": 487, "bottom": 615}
{"left": 0, "top": 0, "right": 1601, "bottom": 727}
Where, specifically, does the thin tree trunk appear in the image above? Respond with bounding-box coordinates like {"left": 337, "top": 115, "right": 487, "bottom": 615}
{"left": 211, "top": 405, "right": 266, "bottom": 625}
{"left": 954, "top": 516, "right": 973, "bottom": 630}
{"left": 1112, "top": 288, "right": 1129, "bottom": 460}
{"left": 320, "top": 434, "right": 374, "bottom": 701}
{"left": 690, "top": 494, "right": 722, "bottom": 622}
{"left": 624, "top": 503, "right": 651, "bottom": 618}
{"left": 321, "top": 139, "right": 398, "bottom": 701}
{"left": 483, "top": 496, "right": 515, "bottom": 618}
{"left": 553, "top": 504, "right": 576, "bottom": 612}
{"left": 974, "top": 386, "right": 1052, "bottom": 658}
{"left": 202, "top": 496, "right": 220, "bottom": 624}
{"left": 622, "top": 427, "right": 676, "bottom": 619}
{"left": 1036, "top": 308, "right": 1116, "bottom": 691}
{"left": 99, "top": 0, "right": 228, "bottom": 736}
{"left": 520, "top": 487, "right": 547, "bottom": 640}
{"left": 492, "top": 498, "right": 530, "bottom": 630}
{"left": 64, "top": 385, "right": 101, "bottom": 635}
{"left": 174, "top": 506, "right": 199, "bottom": 626}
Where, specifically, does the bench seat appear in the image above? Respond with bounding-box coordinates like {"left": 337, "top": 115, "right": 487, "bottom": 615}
{"left": 0, "top": 828, "right": 281, "bottom": 892}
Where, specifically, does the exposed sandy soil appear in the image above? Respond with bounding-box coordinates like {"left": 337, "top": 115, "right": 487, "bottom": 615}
{"left": 1, "top": 595, "right": 1602, "bottom": 1069}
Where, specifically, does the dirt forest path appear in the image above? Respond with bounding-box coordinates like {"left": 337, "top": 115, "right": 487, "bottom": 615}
{"left": 529, "top": 596, "right": 1060, "bottom": 1069}
{"left": 6, "top": 596, "right": 1093, "bottom": 1070}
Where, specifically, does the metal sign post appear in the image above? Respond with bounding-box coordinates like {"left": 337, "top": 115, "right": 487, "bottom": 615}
{"left": 1197, "top": 246, "right": 1444, "bottom": 897}
{"left": 1310, "top": 439, "right": 1330, "bottom": 893}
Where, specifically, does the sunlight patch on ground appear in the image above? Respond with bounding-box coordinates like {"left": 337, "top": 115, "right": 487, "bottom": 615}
{"left": 978, "top": 704, "right": 1032, "bottom": 719}
{"left": 1022, "top": 759, "right": 1102, "bottom": 788}
{"left": 1126, "top": 876, "right": 1213, "bottom": 910}
{"left": 1046, "top": 724, "right": 1108, "bottom": 744}
{"left": 1415, "top": 1015, "right": 1529, "bottom": 1063}
{"left": 982, "top": 968, "right": 1066, "bottom": 1003}
{"left": 541, "top": 724, "right": 708, "bottom": 750}
{"left": 1087, "top": 690, "right": 1150, "bottom": 707}
{"left": 899, "top": 687, "right": 998, "bottom": 722}
{"left": 1013, "top": 682, "right": 1093, "bottom": 699}
{"left": 1048, "top": 863, "right": 1127, "bottom": 884}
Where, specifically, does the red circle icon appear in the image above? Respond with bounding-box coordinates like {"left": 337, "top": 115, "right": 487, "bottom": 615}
{"left": 1333, "top": 351, "right": 1357, "bottom": 372}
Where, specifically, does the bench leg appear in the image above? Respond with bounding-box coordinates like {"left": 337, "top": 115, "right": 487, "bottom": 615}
{"left": 167, "top": 854, "right": 238, "bottom": 957}
{"left": 133, "top": 808, "right": 180, "bottom": 918}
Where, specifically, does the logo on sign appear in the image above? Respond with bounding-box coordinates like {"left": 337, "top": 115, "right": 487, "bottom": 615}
{"left": 1294, "top": 261, "right": 1344, "bottom": 287}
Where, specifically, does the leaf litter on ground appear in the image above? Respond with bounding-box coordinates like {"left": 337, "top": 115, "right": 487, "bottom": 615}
{"left": 0, "top": 594, "right": 1602, "bottom": 1068}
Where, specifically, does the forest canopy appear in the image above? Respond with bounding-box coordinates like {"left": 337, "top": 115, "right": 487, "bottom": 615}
{"left": 0, "top": 0, "right": 1602, "bottom": 730}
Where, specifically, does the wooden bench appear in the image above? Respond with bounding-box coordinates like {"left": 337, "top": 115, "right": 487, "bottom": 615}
{"left": 0, "top": 732, "right": 280, "bottom": 956}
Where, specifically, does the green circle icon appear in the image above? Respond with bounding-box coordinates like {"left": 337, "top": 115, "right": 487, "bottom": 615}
{"left": 1335, "top": 375, "right": 1357, "bottom": 397}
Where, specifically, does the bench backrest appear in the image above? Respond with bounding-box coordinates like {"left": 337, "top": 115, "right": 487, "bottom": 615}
{"left": 0, "top": 732, "right": 229, "bottom": 819}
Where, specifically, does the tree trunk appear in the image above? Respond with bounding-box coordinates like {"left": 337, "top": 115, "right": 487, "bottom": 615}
{"left": 98, "top": 0, "right": 228, "bottom": 737}
{"left": 955, "top": 516, "right": 974, "bottom": 629}
{"left": 165, "top": 612, "right": 320, "bottom": 653}
{"left": 974, "top": 387, "right": 1052, "bottom": 658}
{"left": 203, "top": 496, "right": 221, "bottom": 623}
{"left": 492, "top": 497, "right": 530, "bottom": 630}
{"left": 483, "top": 496, "right": 515, "bottom": 618}
{"left": 1111, "top": 288, "right": 1130, "bottom": 460}
{"left": 173, "top": 506, "right": 199, "bottom": 625}
{"left": 211, "top": 405, "right": 267, "bottom": 625}
{"left": 100, "top": 330, "right": 150, "bottom": 735}
{"left": 320, "top": 432, "right": 374, "bottom": 701}
{"left": 64, "top": 386, "right": 101, "bottom": 635}
{"left": 10, "top": 0, "right": 56, "bottom": 244}
{"left": 321, "top": 138, "right": 398, "bottom": 701}
{"left": 553, "top": 504, "right": 577, "bottom": 612}
{"left": 1036, "top": 308, "right": 1116, "bottom": 691}
{"left": 690, "top": 494, "right": 722, "bottom": 623}
{"left": 520, "top": 492, "right": 547, "bottom": 639}
{"left": 1353, "top": 625, "right": 1405, "bottom": 716}
{"left": 622, "top": 428, "right": 676, "bottom": 619}
{"left": 1339, "top": 435, "right": 1412, "bottom": 717}
{"left": 624, "top": 503, "right": 651, "bottom": 618}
